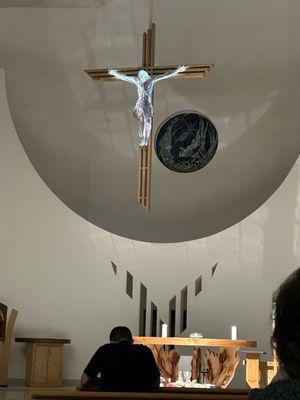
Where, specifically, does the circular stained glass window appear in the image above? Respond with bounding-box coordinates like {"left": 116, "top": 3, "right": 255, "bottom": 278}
{"left": 155, "top": 111, "right": 218, "bottom": 173}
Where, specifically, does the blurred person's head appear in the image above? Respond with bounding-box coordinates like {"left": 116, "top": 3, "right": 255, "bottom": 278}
{"left": 272, "top": 268, "right": 300, "bottom": 378}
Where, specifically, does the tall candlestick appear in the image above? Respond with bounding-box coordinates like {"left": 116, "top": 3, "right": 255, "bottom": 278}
{"left": 231, "top": 325, "right": 238, "bottom": 340}
{"left": 161, "top": 324, "right": 168, "bottom": 338}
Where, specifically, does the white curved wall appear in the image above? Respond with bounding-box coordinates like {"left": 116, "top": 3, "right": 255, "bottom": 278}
{"left": 1, "top": 0, "right": 299, "bottom": 242}
{"left": 0, "top": 68, "right": 299, "bottom": 386}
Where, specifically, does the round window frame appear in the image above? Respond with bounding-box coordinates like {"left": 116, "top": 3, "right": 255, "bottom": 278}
{"left": 154, "top": 110, "right": 218, "bottom": 173}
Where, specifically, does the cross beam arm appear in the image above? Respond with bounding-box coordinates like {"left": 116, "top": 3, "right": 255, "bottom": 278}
{"left": 85, "top": 63, "right": 214, "bottom": 82}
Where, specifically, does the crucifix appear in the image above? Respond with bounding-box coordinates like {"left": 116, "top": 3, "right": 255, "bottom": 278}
{"left": 85, "top": 23, "right": 214, "bottom": 211}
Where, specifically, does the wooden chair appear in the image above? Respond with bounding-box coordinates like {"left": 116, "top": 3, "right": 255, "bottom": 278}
{"left": 243, "top": 350, "right": 278, "bottom": 389}
{"left": 0, "top": 308, "right": 18, "bottom": 386}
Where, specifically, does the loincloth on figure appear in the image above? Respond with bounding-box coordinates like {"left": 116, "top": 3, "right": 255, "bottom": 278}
{"left": 133, "top": 99, "right": 153, "bottom": 120}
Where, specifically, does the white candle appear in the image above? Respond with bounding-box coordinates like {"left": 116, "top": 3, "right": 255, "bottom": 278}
{"left": 161, "top": 324, "right": 168, "bottom": 338}
{"left": 231, "top": 325, "right": 238, "bottom": 340}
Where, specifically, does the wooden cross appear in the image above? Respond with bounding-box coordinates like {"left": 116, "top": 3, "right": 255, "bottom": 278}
{"left": 85, "top": 23, "right": 214, "bottom": 211}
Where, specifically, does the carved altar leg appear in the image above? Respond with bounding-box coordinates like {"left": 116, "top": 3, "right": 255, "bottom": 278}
{"left": 0, "top": 309, "right": 18, "bottom": 386}
{"left": 191, "top": 346, "right": 201, "bottom": 382}
{"left": 205, "top": 346, "right": 240, "bottom": 388}
{"left": 148, "top": 345, "right": 161, "bottom": 368}
{"left": 148, "top": 344, "right": 180, "bottom": 382}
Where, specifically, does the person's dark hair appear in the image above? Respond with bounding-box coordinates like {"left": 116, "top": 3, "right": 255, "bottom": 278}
{"left": 272, "top": 268, "right": 300, "bottom": 378}
{"left": 109, "top": 326, "right": 133, "bottom": 344}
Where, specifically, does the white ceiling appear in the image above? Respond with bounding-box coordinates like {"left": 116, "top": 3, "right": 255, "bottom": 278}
{"left": 0, "top": 0, "right": 299, "bottom": 242}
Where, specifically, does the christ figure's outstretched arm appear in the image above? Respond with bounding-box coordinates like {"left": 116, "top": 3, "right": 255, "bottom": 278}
{"left": 108, "top": 69, "right": 138, "bottom": 85}
{"left": 152, "top": 65, "right": 188, "bottom": 84}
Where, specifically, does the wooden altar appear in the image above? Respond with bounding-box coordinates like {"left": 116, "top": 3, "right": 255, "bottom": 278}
{"left": 134, "top": 337, "right": 256, "bottom": 347}
{"left": 133, "top": 336, "right": 257, "bottom": 388}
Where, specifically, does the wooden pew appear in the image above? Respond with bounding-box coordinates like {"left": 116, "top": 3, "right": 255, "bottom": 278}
{"left": 32, "top": 388, "right": 249, "bottom": 400}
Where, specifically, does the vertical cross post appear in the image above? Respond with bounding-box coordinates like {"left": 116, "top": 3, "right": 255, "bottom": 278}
{"left": 137, "top": 23, "right": 155, "bottom": 211}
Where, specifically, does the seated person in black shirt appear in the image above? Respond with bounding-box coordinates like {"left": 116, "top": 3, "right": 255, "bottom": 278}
{"left": 78, "top": 326, "right": 160, "bottom": 392}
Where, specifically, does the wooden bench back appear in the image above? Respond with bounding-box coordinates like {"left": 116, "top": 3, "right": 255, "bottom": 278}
{"left": 32, "top": 388, "right": 249, "bottom": 400}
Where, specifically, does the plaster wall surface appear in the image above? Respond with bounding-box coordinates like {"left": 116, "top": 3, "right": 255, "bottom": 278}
{"left": 0, "top": 69, "right": 299, "bottom": 387}
{"left": 0, "top": 0, "right": 299, "bottom": 242}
